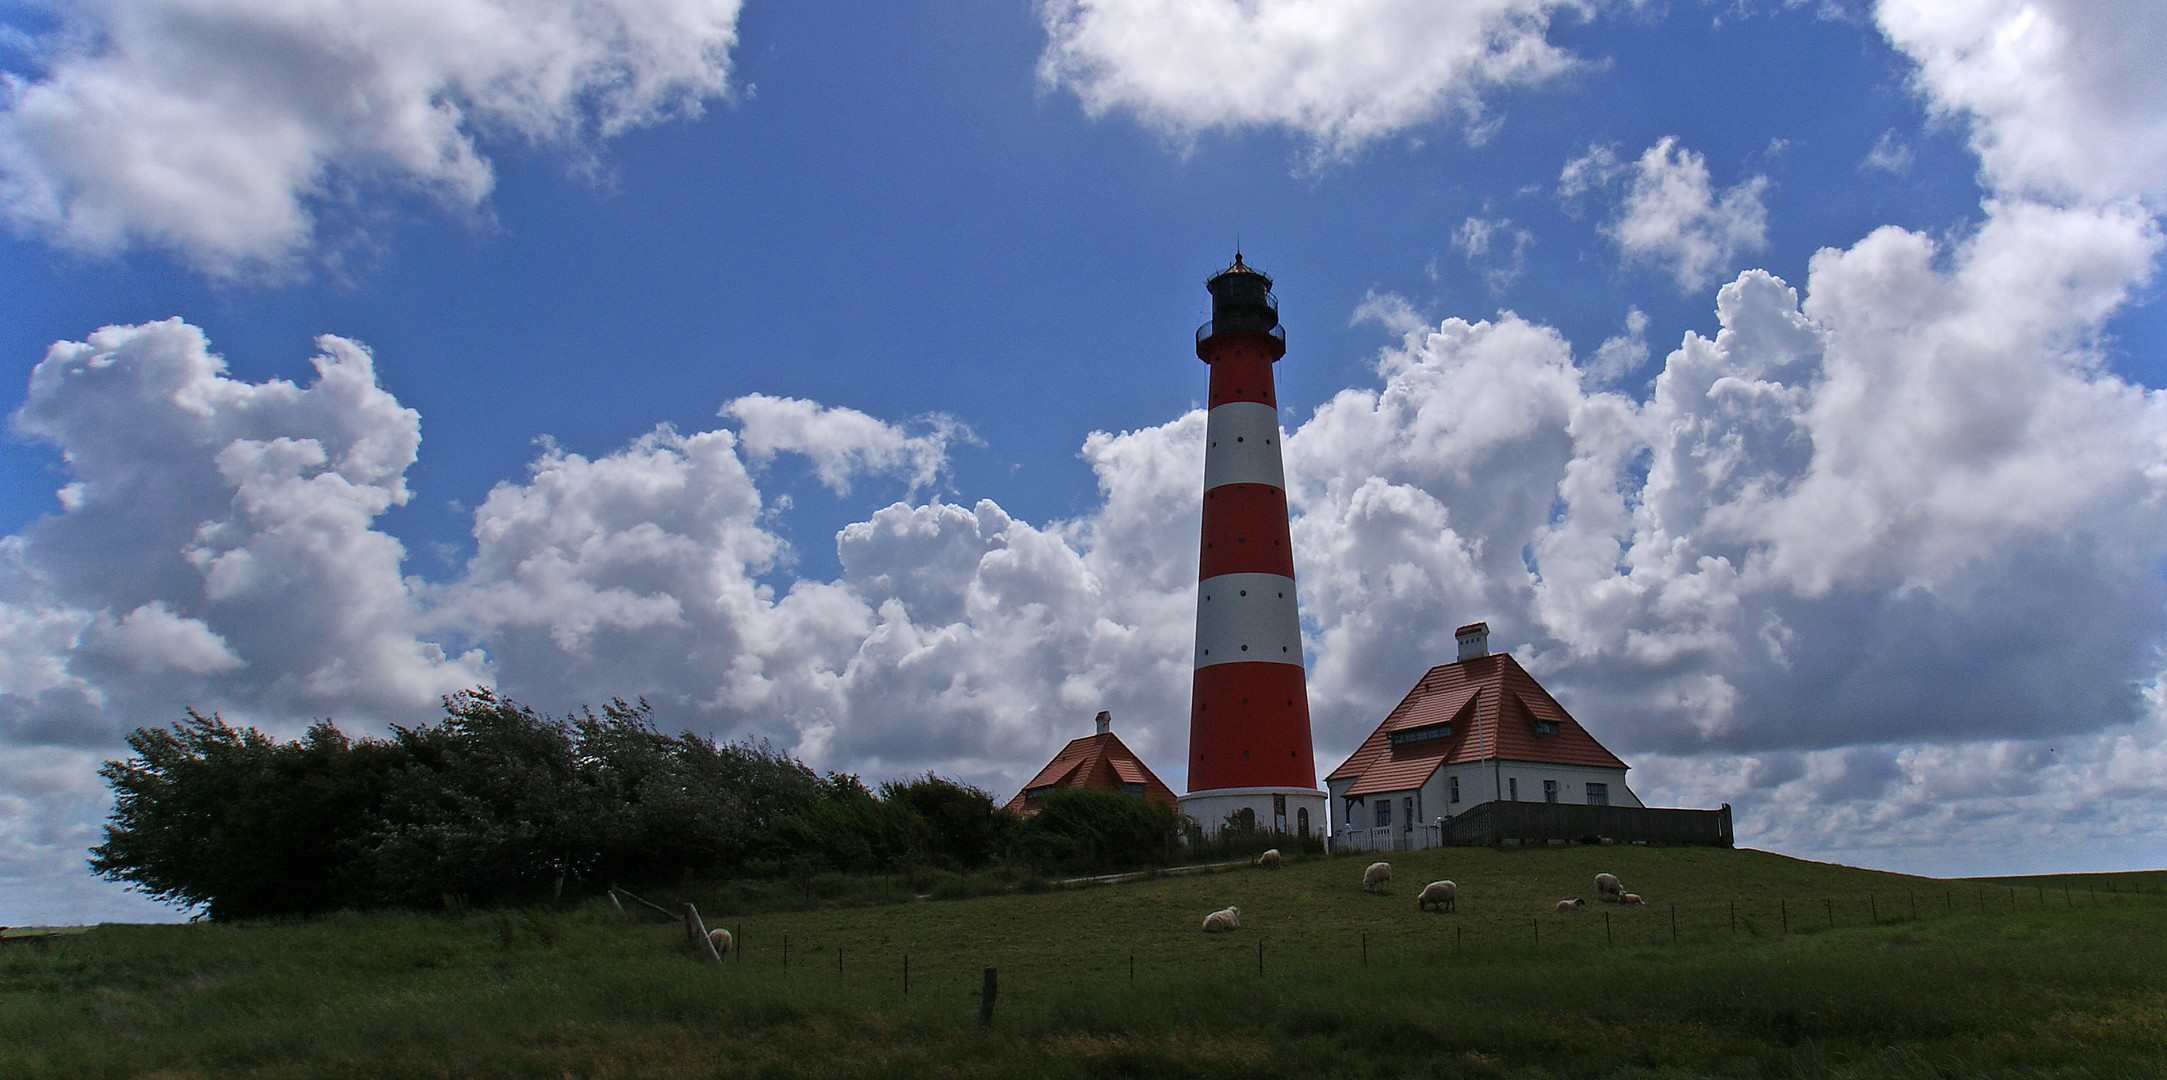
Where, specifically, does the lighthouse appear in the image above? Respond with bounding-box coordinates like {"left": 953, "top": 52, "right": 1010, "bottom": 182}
{"left": 1180, "top": 255, "right": 1325, "bottom": 839}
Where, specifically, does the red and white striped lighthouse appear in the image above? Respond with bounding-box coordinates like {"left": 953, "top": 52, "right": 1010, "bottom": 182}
{"left": 1179, "top": 255, "right": 1325, "bottom": 839}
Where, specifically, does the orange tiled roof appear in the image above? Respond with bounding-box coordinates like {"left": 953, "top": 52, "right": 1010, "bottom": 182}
{"left": 1328, "top": 652, "right": 1627, "bottom": 798}
{"left": 1005, "top": 730, "right": 1178, "bottom": 813}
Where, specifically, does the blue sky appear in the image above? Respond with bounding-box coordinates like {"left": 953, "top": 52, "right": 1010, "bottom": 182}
{"left": 4, "top": 0, "right": 2166, "bottom": 921}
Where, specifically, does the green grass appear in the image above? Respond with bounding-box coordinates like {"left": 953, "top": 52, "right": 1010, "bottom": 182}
{"left": 7, "top": 848, "right": 2165, "bottom": 1078}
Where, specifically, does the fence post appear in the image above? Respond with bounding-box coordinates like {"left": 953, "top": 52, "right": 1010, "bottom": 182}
{"left": 1361, "top": 931, "right": 1367, "bottom": 965}
{"left": 685, "top": 904, "right": 722, "bottom": 964}
{"left": 1671, "top": 905, "right": 1678, "bottom": 944}
{"left": 1870, "top": 894, "right": 1878, "bottom": 924}
{"left": 1258, "top": 938, "right": 1265, "bottom": 977}
{"left": 904, "top": 955, "right": 909, "bottom": 998}
{"left": 1130, "top": 953, "right": 1135, "bottom": 985}
{"left": 783, "top": 933, "right": 790, "bottom": 971}
{"left": 1824, "top": 898, "right": 1833, "bottom": 930}
{"left": 980, "top": 968, "right": 998, "bottom": 1025}
{"left": 1780, "top": 897, "right": 1787, "bottom": 935}
{"left": 838, "top": 946, "right": 844, "bottom": 978}
{"left": 1605, "top": 911, "right": 1612, "bottom": 946}
{"left": 1909, "top": 891, "right": 1916, "bottom": 921}
{"left": 1729, "top": 900, "right": 1735, "bottom": 935}
{"left": 1456, "top": 925, "right": 1462, "bottom": 956}
{"left": 1533, "top": 917, "right": 1539, "bottom": 947}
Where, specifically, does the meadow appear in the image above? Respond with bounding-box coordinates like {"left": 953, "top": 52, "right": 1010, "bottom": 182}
{"left": 5, "top": 846, "right": 2163, "bottom": 1079}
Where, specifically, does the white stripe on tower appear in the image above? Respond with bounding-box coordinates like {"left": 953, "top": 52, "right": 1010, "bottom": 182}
{"left": 1201, "top": 402, "right": 1287, "bottom": 489}
{"left": 1194, "top": 572, "right": 1302, "bottom": 667}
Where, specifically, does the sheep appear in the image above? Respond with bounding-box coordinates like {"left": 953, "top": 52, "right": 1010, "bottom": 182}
{"left": 1618, "top": 892, "right": 1645, "bottom": 906}
{"left": 1363, "top": 862, "right": 1392, "bottom": 891}
{"left": 706, "top": 927, "right": 732, "bottom": 958}
{"left": 1202, "top": 906, "right": 1241, "bottom": 933}
{"left": 1417, "top": 880, "right": 1457, "bottom": 913}
{"left": 1555, "top": 898, "right": 1586, "bottom": 912}
{"left": 1255, "top": 848, "right": 1282, "bottom": 869}
{"left": 1594, "top": 872, "right": 1624, "bottom": 901}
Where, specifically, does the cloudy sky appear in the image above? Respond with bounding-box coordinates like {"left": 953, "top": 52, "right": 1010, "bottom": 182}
{"left": 4, "top": 0, "right": 2165, "bottom": 921}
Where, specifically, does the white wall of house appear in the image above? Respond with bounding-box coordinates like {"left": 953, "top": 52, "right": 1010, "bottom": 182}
{"left": 1180, "top": 786, "right": 1327, "bottom": 839}
{"left": 1329, "top": 760, "right": 1641, "bottom": 847}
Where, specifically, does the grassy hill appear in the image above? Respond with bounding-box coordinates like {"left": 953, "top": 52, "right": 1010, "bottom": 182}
{"left": 6, "top": 847, "right": 2164, "bottom": 1078}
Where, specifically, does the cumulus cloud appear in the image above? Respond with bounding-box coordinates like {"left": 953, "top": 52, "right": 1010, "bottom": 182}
{"left": 722, "top": 394, "right": 966, "bottom": 496}
{"left": 1878, "top": 0, "right": 2167, "bottom": 206}
{"left": 1036, "top": 0, "right": 1586, "bottom": 156}
{"left": 0, "top": 0, "right": 744, "bottom": 274}
{"left": 1564, "top": 137, "right": 1771, "bottom": 291}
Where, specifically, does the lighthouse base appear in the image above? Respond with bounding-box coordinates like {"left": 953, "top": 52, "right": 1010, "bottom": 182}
{"left": 1180, "top": 786, "right": 1328, "bottom": 840}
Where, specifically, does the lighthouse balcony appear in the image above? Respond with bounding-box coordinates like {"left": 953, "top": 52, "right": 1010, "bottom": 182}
{"left": 1196, "top": 319, "right": 1286, "bottom": 347}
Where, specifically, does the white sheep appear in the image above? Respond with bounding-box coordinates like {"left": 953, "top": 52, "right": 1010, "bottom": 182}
{"left": 1417, "top": 880, "right": 1457, "bottom": 913}
{"left": 1618, "top": 892, "right": 1645, "bottom": 906}
{"left": 1363, "top": 862, "right": 1392, "bottom": 891}
{"left": 1595, "top": 872, "right": 1624, "bottom": 901}
{"left": 1555, "top": 898, "right": 1586, "bottom": 912}
{"left": 706, "top": 927, "right": 732, "bottom": 957}
{"left": 1201, "top": 906, "right": 1241, "bottom": 933}
{"left": 1255, "top": 849, "right": 1282, "bottom": 869}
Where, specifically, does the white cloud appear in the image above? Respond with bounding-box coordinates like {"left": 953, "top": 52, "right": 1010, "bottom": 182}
{"left": 5, "top": 318, "right": 488, "bottom": 739}
{"left": 1453, "top": 215, "right": 1535, "bottom": 294}
{"left": 1862, "top": 129, "right": 1914, "bottom": 175}
{"left": 1878, "top": 0, "right": 2167, "bottom": 207}
{"left": 1036, "top": 0, "right": 1587, "bottom": 157}
{"left": 0, "top": 0, "right": 744, "bottom": 275}
{"left": 1569, "top": 137, "right": 1771, "bottom": 291}
{"left": 1585, "top": 306, "right": 1649, "bottom": 385}
{"left": 722, "top": 394, "right": 965, "bottom": 496}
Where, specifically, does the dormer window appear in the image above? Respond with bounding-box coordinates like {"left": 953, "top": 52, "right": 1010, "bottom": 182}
{"left": 1533, "top": 720, "right": 1559, "bottom": 736}
{"left": 1389, "top": 722, "right": 1451, "bottom": 747}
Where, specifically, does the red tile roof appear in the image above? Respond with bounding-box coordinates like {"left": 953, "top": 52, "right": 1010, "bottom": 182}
{"left": 1005, "top": 730, "right": 1178, "bottom": 813}
{"left": 1327, "top": 652, "right": 1627, "bottom": 798}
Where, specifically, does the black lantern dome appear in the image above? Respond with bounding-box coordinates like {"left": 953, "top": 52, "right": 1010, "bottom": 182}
{"left": 1203, "top": 253, "right": 1280, "bottom": 336}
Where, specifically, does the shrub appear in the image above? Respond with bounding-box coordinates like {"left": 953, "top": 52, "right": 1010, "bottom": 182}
{"left": 1018, "top": 787, "right": 1180, "bottom": 874}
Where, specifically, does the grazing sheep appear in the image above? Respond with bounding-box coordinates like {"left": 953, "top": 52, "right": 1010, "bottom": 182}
{"left": 1619, "top": 892, "right": 1645, "bottom": 906}
{"left": 1594, "top": 872, "right": 1624, "bottom": 901}
{"left": 1255, "top": 849, "right": 1282, "bottom": 869}
{"left": 1417, "top": 880, "right": 1457, "bottom": 913}
{"left": 1555, "top": 898, "right": 1586, "bottom": 912}
{"left": 1363, "top": 862, "right": 1392, "bottom": 891}
{"left": 706, "top": 927, "right": 732, "bottom": 957}
{"left": 1202, "top": 906, "right": 1241, "bottom": 933}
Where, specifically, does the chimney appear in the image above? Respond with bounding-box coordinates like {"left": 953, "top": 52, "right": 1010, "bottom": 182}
{"left": 1455, "top": 621, "right": 1490, "bottom": 661}
{"left": 1095, "top": 710, "right": 1112, "bottom": 736}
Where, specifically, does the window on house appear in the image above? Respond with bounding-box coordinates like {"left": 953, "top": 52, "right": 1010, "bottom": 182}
{"left": 1533, "top": 719, "right": 1560, "bottom": 736}
{"left": 1121, "top": 782, "right": 1145, "bottom": 795}
{"left": 1024, "top": 785, "right": 1054, "bottom": 801}
{"left": 1449, "top": 775, "right": 1461, "bottom": 803}
{"left": 1507, "top": 777, "right": 1518, "bottom": 801}
{"left": 1587, "top": 783, "right": 1609, "bottom": 806}
{"left": 1375, "top": 800, "right": 1392, "bottom": 828}
{"left": 1297, "top": 807, "right": 1310, "bottom": 836}
{"left": 1388, "top": 723, "right": 1450, "bottom": 746}
{"left": 1543, "top": 779, "right": 1560, "bottom": 803}
{"left": 1238, "top": 807, "right": 1256, "bottom": 831}
{"left": 1403, "top": 796, "right": 1414, "bottom": 830}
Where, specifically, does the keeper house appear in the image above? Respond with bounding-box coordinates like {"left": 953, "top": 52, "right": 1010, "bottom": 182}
{"left": 1005, "top": 711, "right": 1178, "bottom": 815}
{"left": 1327, "top": 622, "right": 1650, "bottom": 851}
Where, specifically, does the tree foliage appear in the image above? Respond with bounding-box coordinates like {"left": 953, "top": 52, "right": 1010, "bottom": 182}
{"left": 90, "top": 689, "right": 1052, "bottom": 918}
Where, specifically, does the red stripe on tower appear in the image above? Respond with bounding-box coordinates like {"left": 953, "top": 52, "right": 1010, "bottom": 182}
{"left": 1179, "top": 255, "right": 1325, "bottom": 839}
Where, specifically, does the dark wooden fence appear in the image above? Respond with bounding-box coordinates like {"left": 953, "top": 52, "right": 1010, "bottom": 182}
{"left": 1439, "top": 801, "right": 1733, "bottom": 847}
